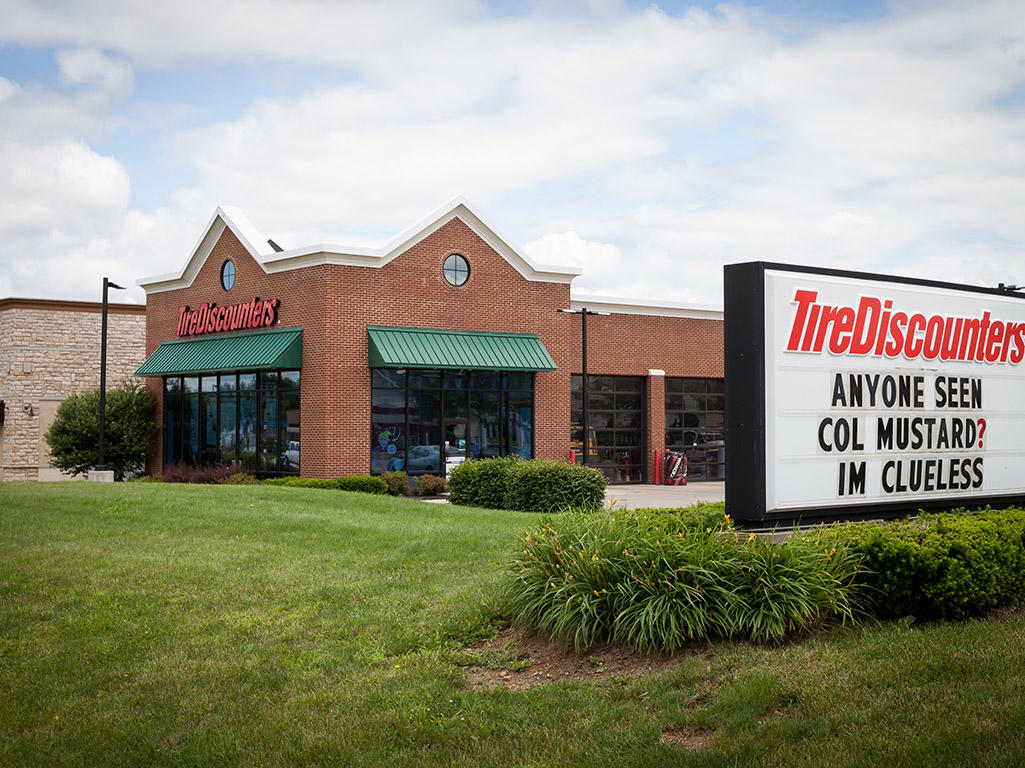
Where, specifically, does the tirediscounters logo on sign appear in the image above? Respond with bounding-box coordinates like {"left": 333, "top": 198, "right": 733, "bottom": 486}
{"left": 723, "top": 262, "right": 1025, "bottom": 522}
{"left": 785, "top": 290, "right": 1025, "bottom": 363}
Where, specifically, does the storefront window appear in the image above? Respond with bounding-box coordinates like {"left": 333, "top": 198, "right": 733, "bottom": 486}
{"left": 371, "top": 368, "right": 534, "bottom": 475}
{"left": 239, "top": 374, "right": 258, "bottom": 471}
{"left": 183, "top": 377, "right": 199, "bottom": 465}
{"left": 219, "top": 375, "right": 238, "bottom": 463}
{"left": 280, "top": 371, "right": 300, "bottom": 474}
{"left": 408, "top": 388, "right": 441, "bottom": 473}
{"left": 164, "top": 378, "right": 182, "bottom": 464}
{"left": 259, "top": 375, "right": 278, "bottom": 473}
{"left": 665, "top": 377, "right": 725, "bottom": 480}
{"left": 200, "top": 377, "right": 219, "bottom": 465}
{"left": 162, "top": 369, "right": 300, "bottom": 476}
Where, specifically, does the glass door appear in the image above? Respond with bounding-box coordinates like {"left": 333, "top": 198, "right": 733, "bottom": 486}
{"left": 443, "top": 421, "right": 468, "bottom": 477}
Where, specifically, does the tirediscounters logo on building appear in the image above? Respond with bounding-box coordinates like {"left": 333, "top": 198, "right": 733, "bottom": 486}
{"left": 177, "top": 297, "right": 279, "bottom": 337}
{"left": 724, "top": 263, "right": 1025, "bottom": 522}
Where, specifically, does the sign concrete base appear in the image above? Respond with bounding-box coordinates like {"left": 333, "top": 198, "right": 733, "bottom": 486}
{"left": 88, "top": 470, "right": 115, "bottom": 483}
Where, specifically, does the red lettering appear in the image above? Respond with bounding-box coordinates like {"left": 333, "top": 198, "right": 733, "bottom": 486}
{"left": 850, "top": 296, "right": 881, "bottom": 355}
{"left": 986, "top": 320, "right": 1003, "bottom": 362}
{"left": 829, "top": 306, "right": 856, "bottom": 354}
{"left": 922, "top": 315, "right": 944, "bottom": 360}
{"left": 940, "top": 317, "right": 962, "bottom": 361}
{"left": 1011, "top": 324, "right": 1025, "bottom": 364}
{"left": 904, "top": 313, "right": 926, "bottom": 358}
{"left": 781, "top": 289, "right": 1022, "bottom": 365}
{"left": 813, "top": 305, "right": 840, "bottom": 352}
{"left": 800, "top": 303, "right": 821, "bottom": 351}
{"left": 885, "top": 312, "right": 907, "bottom": 357}
{"left": 874, "top": 300, "right": 893, "bottom": 356}
{"left": 976, "top": 312, "right": 991, "bottom": 361}
{"left": 787, "top": 290, "right": 818, "bottom": 351}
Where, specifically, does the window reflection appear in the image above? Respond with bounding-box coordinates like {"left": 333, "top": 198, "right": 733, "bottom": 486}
{"left": 163, "top": 370, "right": 300, "bottom": 477}
{"left": 371, "top": 368, "right": 533, "bottom": 475}
{"left": 665, "top": 377, "right": 725, "bottom": 480}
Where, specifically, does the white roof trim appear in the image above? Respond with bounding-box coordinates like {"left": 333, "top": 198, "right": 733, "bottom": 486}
{"left": 570, "top": 292, "right": 723, "bottom": 320}
{"left": 137, "top": 197, "right": 582, "bottom": 293}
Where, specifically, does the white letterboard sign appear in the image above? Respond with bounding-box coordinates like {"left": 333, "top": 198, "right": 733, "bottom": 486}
{"left": 725, "top": 262, "right": 1025, "bottom": 522}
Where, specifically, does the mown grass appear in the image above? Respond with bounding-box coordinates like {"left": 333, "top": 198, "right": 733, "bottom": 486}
{"left": 1, "top": 482, "right": 1024, "bottom": 767}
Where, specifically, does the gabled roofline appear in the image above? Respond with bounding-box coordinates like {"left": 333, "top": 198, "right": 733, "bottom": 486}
{"left": 137, "top": 197, "right": 583, "bottom": 294}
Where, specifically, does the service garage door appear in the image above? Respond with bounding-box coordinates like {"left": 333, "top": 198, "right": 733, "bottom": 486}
{"left": 571, "top": 374, "right": 646, "bottom": 483}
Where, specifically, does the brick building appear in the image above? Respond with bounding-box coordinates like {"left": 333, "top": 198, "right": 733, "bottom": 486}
{"left": 136, "top": 199, "right": 724, "bottom": 483}
{"left": 0, "top": 298, "right": 146, "bottom": 481}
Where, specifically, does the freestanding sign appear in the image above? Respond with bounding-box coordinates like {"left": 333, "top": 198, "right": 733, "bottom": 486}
{"left": 725, "top": 262, "right": 1025, "bottom": 523}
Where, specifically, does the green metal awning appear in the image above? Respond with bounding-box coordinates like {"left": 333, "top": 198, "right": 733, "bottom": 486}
{"left": 367, "top": 326, "right": 556, "bottom": 371}
{"left": 135, "top": 326, "right": 302, "bottom": 376}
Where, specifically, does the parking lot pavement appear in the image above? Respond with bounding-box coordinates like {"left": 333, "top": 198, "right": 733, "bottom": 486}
{"left": 606, "top": 481, "right": 725, "bottom": 510}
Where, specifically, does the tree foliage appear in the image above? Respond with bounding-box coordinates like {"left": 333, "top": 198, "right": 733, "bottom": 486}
{"left": 45, "top": 379, "right": 157, "bottom": 480}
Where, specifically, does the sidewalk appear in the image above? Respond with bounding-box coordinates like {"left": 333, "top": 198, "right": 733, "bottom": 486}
{"left": 606, "top": 481, "right": 725, "bottom": 510}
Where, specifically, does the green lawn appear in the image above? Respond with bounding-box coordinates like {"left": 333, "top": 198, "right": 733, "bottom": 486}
{"left": 1, "top": 482, "right": 1023, "bottom": 767}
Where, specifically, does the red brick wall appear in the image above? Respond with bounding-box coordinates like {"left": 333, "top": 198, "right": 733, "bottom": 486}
{"left": 144, "top": 217, "right": 723, "bottom": 479}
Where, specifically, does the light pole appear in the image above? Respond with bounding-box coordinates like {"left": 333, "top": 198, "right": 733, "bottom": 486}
{"left": 559, "top": 307, "right": 609, "bottom": 466}
{"left": 96, "top": 277, "right": 126, "bottom": 473}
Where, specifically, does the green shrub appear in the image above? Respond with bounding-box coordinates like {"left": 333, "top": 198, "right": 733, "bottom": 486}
{"left": 44, "top": 379, "right": 157, "bottom": 480}
{"left": 446, "top": 461, "right": 479, "bottom": 506}
{"left": 128, "top": 474, "right": 162, "bottom": 483}
{"left": 503, "top": 460, "right": 606, "bottom": 514}
{"left": 381, "top": 471, "right": 410, "bottom": 496}
{"left": 219, "top": 472, "right": 258, "bottom": 485}
{"left": 335, "top": 475, "right": 388, "bottom": 494}
{"left": 262, "top": 476, "right": 336, "bottom": 489}
{"left": 825, "top": 508, "right": 1025, "bottom": 620}
{"left": 261, "top": 475, "right": 388, "bottom": 494}
{"left": 502, "top": 508, "right": 861, "bottom": 651}
{"left": 448, "top": 457, "right": 521, "bottom": 508}
{"left": 415, "top": 474, "right": 447, "bottom": 496}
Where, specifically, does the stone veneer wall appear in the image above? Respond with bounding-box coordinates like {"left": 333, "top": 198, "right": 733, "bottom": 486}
{"left": 0, "top": 301, "right": 146, "bottom": 481}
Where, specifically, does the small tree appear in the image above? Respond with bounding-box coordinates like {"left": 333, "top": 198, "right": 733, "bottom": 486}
{"left": 45, "top": 378, "right": 157, "bottom": 480}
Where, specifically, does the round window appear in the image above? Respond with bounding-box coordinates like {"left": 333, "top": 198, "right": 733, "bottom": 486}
{"left": 443, "top": 253, "right": 470, "bottom": 286}
{"left": 221, "top": 260, "right": 236, "bottom": 291}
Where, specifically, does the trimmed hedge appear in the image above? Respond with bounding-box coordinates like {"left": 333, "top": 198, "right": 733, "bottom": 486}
{"left": 448, "top": 458, "right": 606, "bottom": 512}
{"left": 448, "top": 457, "right": 521, "bottom": 508}
{"left": 262, "top": 475, "right": 388, "bottom": 494}
{"left": 825, "top": 508, "right": 1025, "bottom": 620}
{"left": 220, "top": 472, "right": 259, "bottom": 485}
{"left": 381, "top": 471, "right": 409, "bottom": 496}
{"left": 504, "top": 460, "right": 606, "bottom": 513}
{"left": 503, "top": 507, "right": 860, "bottom": 650}
{"left": 414, "top": 474, "right": 447, "bottom": 496}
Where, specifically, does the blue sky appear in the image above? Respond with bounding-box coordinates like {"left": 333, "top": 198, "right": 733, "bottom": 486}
{"left": 0, "top": 0, "right": 1023, "bottom": 305}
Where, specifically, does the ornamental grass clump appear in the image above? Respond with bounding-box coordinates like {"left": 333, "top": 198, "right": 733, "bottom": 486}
{"left": 502, "top": 508, "right": 862, "bottom": 651}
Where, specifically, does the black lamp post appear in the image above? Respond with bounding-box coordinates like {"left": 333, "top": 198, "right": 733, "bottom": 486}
{"left": 559, "top": 307, "right": 609, "bottom": 466}
{"left": 96, "top": 277, "right": 126, "bottom": 473}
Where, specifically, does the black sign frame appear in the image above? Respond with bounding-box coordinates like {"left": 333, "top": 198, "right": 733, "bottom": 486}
{"left": 724, "top": 260, "right": 1025, "bottom": 525}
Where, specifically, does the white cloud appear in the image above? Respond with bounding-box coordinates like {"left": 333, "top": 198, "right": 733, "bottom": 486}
{"left": 56, "top": 48, "right": 134, "bottom": 98}
{"left": 1, "top": 1, "right": 1025, "bottom": 308}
